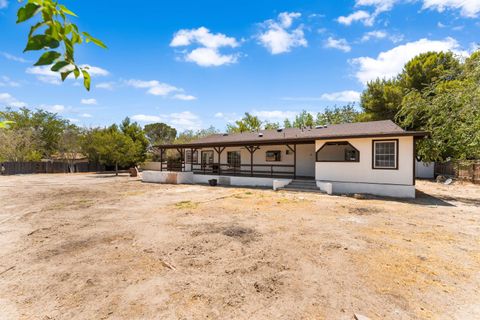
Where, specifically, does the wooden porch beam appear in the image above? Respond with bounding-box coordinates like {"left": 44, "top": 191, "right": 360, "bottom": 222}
{"left": 245, "top": 145, "right": 260, "bottom": 176}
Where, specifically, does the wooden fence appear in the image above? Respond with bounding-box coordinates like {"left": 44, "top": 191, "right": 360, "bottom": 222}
{"left": 1, "top": 161, "right": 106, "bottom": 175}
{"left": 435, "top": 160, "right": 480, "bottom": 184}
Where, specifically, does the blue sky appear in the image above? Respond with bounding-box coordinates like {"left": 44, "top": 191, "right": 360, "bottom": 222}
{"left": 0, "top": 0, "right": 479, "bottom": 131}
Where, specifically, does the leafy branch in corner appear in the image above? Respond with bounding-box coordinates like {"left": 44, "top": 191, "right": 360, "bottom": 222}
{"left": 17, "top": 0, "right": 107, "bottom": 90}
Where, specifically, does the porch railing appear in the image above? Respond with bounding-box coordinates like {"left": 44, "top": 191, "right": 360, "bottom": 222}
{"left": 191, "top": 163, "right": 295, "bottom": 177}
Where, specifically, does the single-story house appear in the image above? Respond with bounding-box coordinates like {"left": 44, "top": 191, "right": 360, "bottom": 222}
{"left": 142, "top": 120, "right": 427, "bottom": 198}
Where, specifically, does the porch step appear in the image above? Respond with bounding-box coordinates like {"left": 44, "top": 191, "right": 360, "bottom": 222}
{"left": 278, "top": 179, "right": 321, "bottom": 192}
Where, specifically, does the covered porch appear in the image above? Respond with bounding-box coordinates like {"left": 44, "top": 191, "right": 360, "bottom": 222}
{"left": 152, "top": 141, "right": 316, "bottom": 180}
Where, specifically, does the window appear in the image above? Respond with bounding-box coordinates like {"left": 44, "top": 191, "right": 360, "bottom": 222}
{"left": 316, "top": 142, "right": 359, "bottom": 162}
{"left": 373, "top": 140, "right": 398, "bottom": 169}
{"left": 266, "top": 150, "right": 281, "bottom": 162}
{"left": 185, "top": 150, "right": 198, "bottom": 163}
{"left": 227, "top": 151, "right": 241, "bottom": 167}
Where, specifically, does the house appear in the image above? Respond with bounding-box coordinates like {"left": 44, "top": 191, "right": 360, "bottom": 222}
{"left": 142, "top": 120, "right": 427, "bottom": 198}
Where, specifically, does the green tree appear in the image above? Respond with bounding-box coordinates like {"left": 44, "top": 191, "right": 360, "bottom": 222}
{"left": 360, "top": 79, "right": 403, "bottom": 121}
{"left": 397, "top": 50, "right": 480, "bottom": 161}
{"left": 0, "top": 107, "right": 68, "bottom": 157}
{"left": 57, "top": 124, "right": 83, "bottom": 172}
{"left": 174, "top": 126, "right": 218, "bottom": 144}
{"left": 16, "top": 0, "right": 106, "bottom": 90}
{"left": 0, "top": 128, "right": 41, "bottom": 161}
{"left": 264, "top": 121, "right": 280, "bottom": 130}
{"left": 399, "top": 51, "right": 461, "bottom": 92}
{"left": 293, "top": 110, "right": 314, "bottom": 128}
{"left": 283, "top": 118, "right": 292, "bottom": 128}
{"left": 144, "top": 123, "right": 177, "bottom": 146}
{"left": 316, "top": 105, "right": 360, "bottom": 125}
{"left": 226, "top": 113, "right": 262, "bottom": 133}
{"left": 86, "top": 125, "right": 139, "bottom": 175}
{"left": 120, "top": 117, "right": 148, "bottom": 165}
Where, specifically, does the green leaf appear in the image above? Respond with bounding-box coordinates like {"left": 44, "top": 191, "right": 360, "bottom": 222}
{"left": 58, "top": 4, "right": 77, "bottom": 17}
{"left": 24, "top": 35, "right": 60, "bottom": 52}
{"left": 51, "top": 60, "right": 70, "bottom": 71}
{"left": 28, "top": 21, "right": 46, "bottom": 38}
{"left": 61, "top": 70, "right": 73, "bottom": 81}
{"left": 82, "top": 32, "right": 107, "bottom": 49}
{"left": 0, "top": 120, "right": 15, "bottom": 129}
{"left": 34, "top": 51, "right": 61, "bottom": 66}
{"left": 73, "top": 67, "right": 80, "bottom": 79}
{"left": 17, "top": 3, "right": 41, "bottom": 23}
{"left": 81, "top": 69, "right": 91, "bottom": 91}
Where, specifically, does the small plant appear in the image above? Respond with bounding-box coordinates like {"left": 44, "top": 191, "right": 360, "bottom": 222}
{"left": 174, "top": 201, "right": 198, "bottom": 209}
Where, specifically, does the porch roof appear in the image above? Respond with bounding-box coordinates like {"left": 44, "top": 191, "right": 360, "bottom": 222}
{"left": 156, "top": 120, "right": 427, "bottom": 149}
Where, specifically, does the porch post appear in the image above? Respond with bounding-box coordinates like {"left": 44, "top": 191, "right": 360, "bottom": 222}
{"left": 245, "top": 146, "right": 259, "bottom": 177}
{"left": 294, "top": 144, "right": 297, "bottom": 179}
{"left": 286, "top": 144, "right": 296, "bottom": 179}
{"left": 213, "top": 146, "right": 226, "bottom": 175}
{"left": 159, "top": 148, "right": 163, "bottom": 171}
{"left": 176, "top": 148, "right": 184, "bottom": 172}
{"left": 190, "top": 148, "right": 193, "bottom": 172}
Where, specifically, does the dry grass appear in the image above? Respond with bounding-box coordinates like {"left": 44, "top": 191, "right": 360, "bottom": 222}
{"left": 0, "top": 174, "right": 479, "bottom": 319}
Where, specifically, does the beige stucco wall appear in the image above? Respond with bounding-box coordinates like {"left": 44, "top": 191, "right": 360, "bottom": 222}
{"left": 315, "top": 136, "right": 414, "bottom": 186}
{"left": 191, "top": 144, "right": 315, "bottom": 177}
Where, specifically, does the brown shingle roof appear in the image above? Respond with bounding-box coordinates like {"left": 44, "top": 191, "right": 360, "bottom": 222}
{"left": 157, "top": 120, "right": 426, "bottom": 148}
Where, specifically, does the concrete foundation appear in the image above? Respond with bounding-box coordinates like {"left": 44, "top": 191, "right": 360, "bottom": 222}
{"left": 317, "top": 180, "right": 415, "bottom": 198}
{"left": 142, "top": 171, "right": 291, "bottom": 189}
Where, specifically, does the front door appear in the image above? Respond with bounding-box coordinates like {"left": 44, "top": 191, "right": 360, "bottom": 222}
{"left": 201, "top": 150, "right": 214, "bottom": 170}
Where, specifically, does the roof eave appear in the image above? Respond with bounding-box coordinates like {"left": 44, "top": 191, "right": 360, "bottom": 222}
{"left": 154, "top": 131, "right": 428, "bottom": 149}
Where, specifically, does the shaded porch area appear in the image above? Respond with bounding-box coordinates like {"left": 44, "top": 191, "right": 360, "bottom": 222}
{"left": 152, "top": 141, "right": 316, "bottom": 180}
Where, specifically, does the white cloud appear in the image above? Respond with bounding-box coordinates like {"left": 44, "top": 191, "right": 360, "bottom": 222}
{"left": 170, "top": 27, "right": 240, "bottom": 67}
{"left": 40, "top": 104, "right": 65, "bottom": 113}
{"left": 252, "top": 110, "right": 298, "bottom": 122}
{"left": 351, "top": 37, "right": 465, "bottom": 84}
{"left": 171, "top": 26, "right": 239, "bottom": 49}
{"left": 81, "top": 65, "right": 109, "bottom": 77}
{"left": 80, "top": 98, "right": 97, "bottom": 105}
{"left": 422, "top": 0, "right": 480, "bottom": 17}
{"left": 1, "top": 52, "right": 28, "bottom": 63}
{"left": 0, "top": 0, "right": 8, "bottom": 9}
{"left": 26, "top": 65, "right": 109, "bottom": 85}
{"left": 125, "top": 79, "right": 179, "bottom": 96}
{"left": 355, "top": 0, "right": 398, "bottom": 13}
{"left": 0, "top": 92, "right": 26, "bottom": 107}
{"left": 213, "top": 112, "right": 240, "bottom": 123}
{"left": 96, "top": 82, "right": 115, "bottom": 90}
{"left": 278, "top": 12, "right": 302, "bottom": 28}
{"left": 132, "top": 111, "right": 202, "bottom": 131}
{"left": 345, "top": 0, "right": 480, "bottom": 25}
{"left": 337, "top": 10, "right": 374, "bottom": 26}
{"left": 185, "top": 47, "right": 238, "bottom": 67}
{"left": 80, "top": 113, "right": 92, "bottom": 118}
{"left": 320, "top": 90, "right": 361, "bottom": 102}
{"left": 125, "top": 79, "right": 196, "bottom": 100}
{"left": 281, "top": 90, "right": 361, "bottom": 102}
{"left": 361, "top": 30, "right": 387, "bottom": 42}
{"left": 324, "top": 37, "right": 351, "bottom": 52}
{"left": 0, "top": 76, "right": 20, "bottom": 87}
{"left": 131, "top": 114, "right": 162, "bottom": 122}
{"left": 257, "top": 12, "right": 307, "bottom": 55}
{"left": 173, "top": 93, "right": 197, "bottom": 101}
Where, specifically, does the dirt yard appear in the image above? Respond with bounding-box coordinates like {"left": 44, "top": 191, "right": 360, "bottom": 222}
{"left": 0, "top": 174, "right": 479, "bottom": 320}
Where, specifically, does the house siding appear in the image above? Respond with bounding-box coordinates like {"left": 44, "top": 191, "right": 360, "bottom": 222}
{"left": 315, "top": 136, "right": 415, "bottom": 197}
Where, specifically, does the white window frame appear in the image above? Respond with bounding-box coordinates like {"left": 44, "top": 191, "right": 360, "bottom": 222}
{"left": 373, "top": 140, "right": 398, "bottom": 170}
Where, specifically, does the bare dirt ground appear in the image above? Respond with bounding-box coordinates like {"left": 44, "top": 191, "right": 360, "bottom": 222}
{"left": 0, "top": 174, "right": 479, "bottom": 320}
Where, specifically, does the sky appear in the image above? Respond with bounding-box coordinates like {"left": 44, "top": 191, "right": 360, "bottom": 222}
{"left": 0, "top": 0, "right": 479, "bottom": 132}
